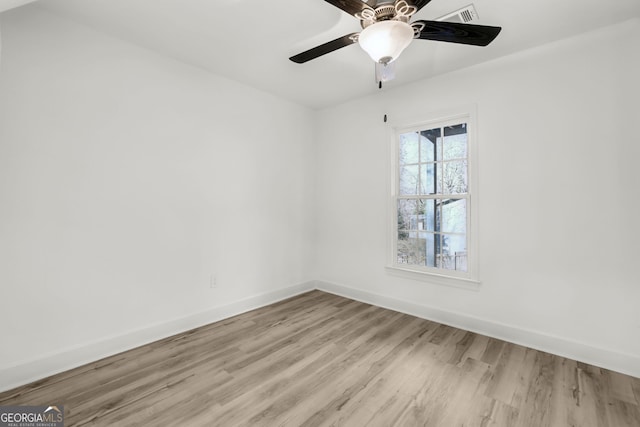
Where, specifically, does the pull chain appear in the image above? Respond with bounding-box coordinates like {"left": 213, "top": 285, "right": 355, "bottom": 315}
{"left": 379, "top": 80, "right": 387, "bottom": 122}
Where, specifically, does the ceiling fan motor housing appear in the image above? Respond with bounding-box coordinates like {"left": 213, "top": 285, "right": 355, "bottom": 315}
{"left": 359, "top": 1, "right": 417, "bottom": 28}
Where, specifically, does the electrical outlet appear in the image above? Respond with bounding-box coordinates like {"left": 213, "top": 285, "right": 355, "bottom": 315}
{"left": 210, "top": 275, "right": 217, "bottom": 289}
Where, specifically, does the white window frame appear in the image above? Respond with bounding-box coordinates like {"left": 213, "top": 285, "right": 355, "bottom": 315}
{"left": 386, "top": 106, "right": 480, "bottom": 290}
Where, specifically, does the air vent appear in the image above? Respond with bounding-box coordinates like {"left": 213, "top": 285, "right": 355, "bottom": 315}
{"left": 435, "top": 4, "right": 479, "bottom": 23}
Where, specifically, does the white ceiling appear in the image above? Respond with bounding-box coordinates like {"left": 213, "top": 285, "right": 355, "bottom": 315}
{"left": 4, "top": 0, "right": 640, "bottom": 109}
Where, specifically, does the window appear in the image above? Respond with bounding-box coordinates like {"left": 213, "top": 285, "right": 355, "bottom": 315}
{"left": 388, "top": 110, "right": 478, "bottom": 286}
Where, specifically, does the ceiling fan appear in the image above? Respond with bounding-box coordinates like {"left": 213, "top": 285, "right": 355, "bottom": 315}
{"left": 290, "top": 0, "right": 501, "bottom": 72}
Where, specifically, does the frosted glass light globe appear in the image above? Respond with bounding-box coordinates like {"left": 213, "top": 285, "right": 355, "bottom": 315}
{"left": 358, "top": 20, "right": 414, "bottom": 64}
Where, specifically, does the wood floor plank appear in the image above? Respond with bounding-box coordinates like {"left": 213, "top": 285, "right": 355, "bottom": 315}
{"left": 393, "top": 361, "right": 466, "bottom": 425}
{"left": 484, "top": 342, "right": 528, "bottom": 405}
{"left": 462, "top": 395, "right": 519, "bottom": 427}
{"left": 0, "top": 290, "right": 637, "bottom": 427}
{"left": 431, "top": 358, "right": 494, "bottom": 426}
{"left": 432, "top": 327, "right": 470, "bottom": 364}
{"left": 480, "top": 337, "right": 507, "bottom": 365}
{"left": 608, "top": 369, "right": 639, "bottom": 405}
{"left": 447, "top": 330, "right": 477, "bottom": 365}
{"left": 513, "top": 350, "right": 555, "bottom": 427}
{"left": 576, "top": 363, "right": 611, "bottom": 427}
{"left": 632, "top": 376, "right": 640, "bottom": 405}
{"left": 548, "top": 357, "right": 580, "bottom": 427}
{"left": 454, "top": 332, "right": 490, "bottom": 367}
{"left": 508, "top": 346, "right": 539, "bottom": 409}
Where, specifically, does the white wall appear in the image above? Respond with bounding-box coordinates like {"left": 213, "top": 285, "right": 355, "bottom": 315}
{"left": 315, "top": 19, "right": 640, "bottom": 376}
{"left": 0, "top": 5, "right": 315, "bottom": 389}
{"left": 0, "top": 0, "right": 38, "bottom": 14}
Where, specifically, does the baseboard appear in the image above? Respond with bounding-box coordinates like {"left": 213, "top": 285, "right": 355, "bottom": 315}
{"left": 4, "top": 278, "right": 637, "bottom": 393}
{"left": 314, "top": 279, "right": 640, "bottom": 378}
{"left": 0, "top": 281, "right": 315, "bottom": 393}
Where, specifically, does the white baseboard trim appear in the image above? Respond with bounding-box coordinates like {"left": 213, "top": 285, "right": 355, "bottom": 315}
{"left": 3, "top": 279, "right": 637, "bottom": 393}
{"left": 0, "top": 281, "right": 315, "bottom": 393}
{"left": 314, "top": 280, "right": 640, "bottom": 378}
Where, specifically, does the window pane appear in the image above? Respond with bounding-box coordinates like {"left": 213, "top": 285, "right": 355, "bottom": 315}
{"left": 397, "top": 199, "right": 417, "bottom": 232}
{"left": 419, "top": 163, "right": 436, "bottom": 195}
{"left": 420, "top": 128, "right": 440, "bottom": 162}
{"left": 424, "top": 232, "right": 437, "bottom": 268}
{"left": 399, "top": 132, "right": 419, "bottom": 165}
{"left": 399, "top": 164, "right": 419, "bottom": 195}
{"left": 441, "top": 198, "right": 466, "bottom": 233}
{"left": 397, "top": 232, "right": 437, "bottom": 267}
{"left": 397, "top": 232, "right": 411, "bottom": 264}
{"left": 420, "top": 199, "right": 436, "bottom": 231}
{"left": 442, "top": 161, "right": 468, "bottom": 194}
{"left": 443, "top": 124, "right": 468, "bottom": 160}
{"left": 416, "top": 199, "right": 425, "bottom": 231}
{"left": 438, "top": 233, "right": 467, "bottom": 272}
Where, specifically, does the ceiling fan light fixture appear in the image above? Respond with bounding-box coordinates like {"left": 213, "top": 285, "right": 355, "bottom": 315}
{"left": 358, "top": 20, "right": 414, "bottom": 64}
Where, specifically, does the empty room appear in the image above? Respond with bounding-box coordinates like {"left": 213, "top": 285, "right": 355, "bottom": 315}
{"left": 0, "top": 0, "right": 639, "bottom": 426}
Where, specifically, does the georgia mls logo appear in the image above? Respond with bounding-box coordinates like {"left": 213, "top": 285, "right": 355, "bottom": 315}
{"left": 44, "top": 406, "right": 63, "bottom": 417}
{"left": 0, "top": 405, "right": 64, "bottom": 427}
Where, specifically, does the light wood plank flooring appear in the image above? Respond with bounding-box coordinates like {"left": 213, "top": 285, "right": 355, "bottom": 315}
{"left": 1, "top": 290, "right": 639, "bottom": 426}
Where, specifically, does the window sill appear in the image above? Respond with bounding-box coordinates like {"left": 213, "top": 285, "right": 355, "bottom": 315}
{"left": 385, "top": 265, "right": 481, "bottom": 291}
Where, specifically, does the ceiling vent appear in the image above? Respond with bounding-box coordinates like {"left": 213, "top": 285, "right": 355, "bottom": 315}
{"left": 435, "top": 4, "right": 479, "bottom": 24}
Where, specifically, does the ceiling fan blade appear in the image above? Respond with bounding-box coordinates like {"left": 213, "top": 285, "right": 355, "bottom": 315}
{"left": 413, "top": 20, "right": 502, "bottom": 46}
{"left": 409, "top": 0, "right": 434, "bottom": 13}
{"left": 289, "top": 33, "right": 359, "bottom": 64}
{"left": 324, "top": 0, "right": 372, "bottom": 17}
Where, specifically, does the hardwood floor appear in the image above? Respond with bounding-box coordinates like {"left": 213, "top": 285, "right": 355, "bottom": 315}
{"left": 1, "top": 290, "right": 639, "bottom": 426}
